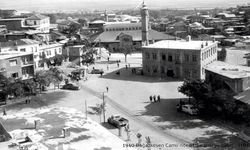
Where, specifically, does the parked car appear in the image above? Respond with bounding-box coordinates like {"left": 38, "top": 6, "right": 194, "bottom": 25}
{"left": 237, "top": 130, "right": 250, "bottom": 143}
{"left": 176, "top": 104, "right": 198, "bottom": 115}
{"left": 107, "top": 115, "right": 129, "bottom": 128}
{"left": 61, "top": 83, "right": 80, "bottom": 90}
{"left": 91, "top": 69, "right": 104, "bottom": 74}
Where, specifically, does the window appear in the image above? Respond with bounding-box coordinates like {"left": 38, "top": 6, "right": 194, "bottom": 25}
{"left": 168, "top": 55, "right": 173, "bottom": 62}
{"left": 9, "top": 59, "right": 17, "bottom": 66}
{"left": 192, "top": 54, "right": 197, "bottom": 62}
{"left": 152, "top": 53, "right": 157, "bottom": 60}
{"left": 175, "top": 53, "right": 180, "bottom": 62}
{"left": 11, "top": 73, "right": 18, "bottom": 78}
{"left": 162, "top": 54, "right": 166, "bottom": 61}
{"left": 184, "top": 54, "right": 189, "bottom": 62}
{"left": 20, "top": 48, "right": 26, "bottom": 52}
{"left": 145, "top": 52, "right": 150, "bottom": 59}
{"left": 153, "top": 67, "right": 158, "bottom": 73}
{"left": 59, "top": 48, "right": 62, "bottom": 53}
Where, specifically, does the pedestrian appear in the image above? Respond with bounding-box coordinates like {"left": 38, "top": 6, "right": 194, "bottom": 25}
{"left": 149, "top": 95, "right": 152, "bottom": 103}
{"left": 3, "top": 108, "right": 6, "bottom": 116}
{"left": 107, "top": 57, "right": 110, "bottom": 62}
{"left": 100, "top": 72, "right": 103, "bottom": 77}
{"left": 107, "top": 65, "right": 109, "bottom": 70}
{"left": 153, "top": 95, "right": 156, "bottom": 102}
{"left": 125, "top": 65, "right": 128, "bottom": 69}
{"left": 117, "top": 63, "right": 119, "bottom": 68}
{"left": 157, "top": 95, "right": 161, "bottom": 102}
{"left": 25, "top": 99, "right": 28, "bottom": 104}
{"left": 106, "top": 86, "right": 109, "bottom": 92}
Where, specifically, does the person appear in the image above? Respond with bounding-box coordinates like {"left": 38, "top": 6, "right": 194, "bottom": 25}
{"left": 107, "top": 57, "right": 110, "bottom": 62}
{"left": 125, "top": 65, "right": 128, "bottom": 69}
{"left": 153, "top": 95, "right": 156, "bottom": 102}
{"left": 100, "top": 72, "right": 103, "bottom": 76}
{"left": 117, "top": 63, "right": 119, "bottom": 68}
{"left": 106, "top": 86, "right": 109, "bottom": 92}
{"left": 157, "top": 95, "right": 161, "bottom": 102}
{"left": 149, "top": 95, "right": 152, "bottom": 102}
{"left": 3, "top": 108, "right": 6, "bottom": 116}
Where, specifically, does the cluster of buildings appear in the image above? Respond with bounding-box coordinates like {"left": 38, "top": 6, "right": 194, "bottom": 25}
{"left": 0, "top": 13, "right": 64, "bottom": 81}
{"left": 152, "top": 4, "right": 250, "bottom": 48}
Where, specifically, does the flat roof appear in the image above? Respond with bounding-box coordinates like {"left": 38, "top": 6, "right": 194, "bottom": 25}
{"left": 0, "top": 52, "right": 33, "bottom": 60}
{"left": 143, "top": 40, "right": 217, "bottom": 50}
{"left": 205, "top": 61, "right": 250, "bottom": 79}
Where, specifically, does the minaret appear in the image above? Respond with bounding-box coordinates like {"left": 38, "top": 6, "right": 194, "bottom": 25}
{"left": 141, "top": 1, "right": 149, "bottom": 46}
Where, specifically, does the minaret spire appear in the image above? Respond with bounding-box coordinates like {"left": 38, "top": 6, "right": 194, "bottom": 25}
{"left": 141, "top": 0, "right": 149, "bottom": 46}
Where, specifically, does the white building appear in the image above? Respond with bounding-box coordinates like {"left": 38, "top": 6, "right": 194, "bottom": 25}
{"left": 142, "top": 37, "right": 218, "bottom": 80}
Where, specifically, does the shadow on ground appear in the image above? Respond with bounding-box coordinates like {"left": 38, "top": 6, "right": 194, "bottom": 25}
{"left": 101, "top": 67, "right": 182, "bottom": 83}
{"left": 3, "top": 91, "right": 68, "bottom": 111}
{"left": 101, "top": 122, "right": 117, "bottom": 130}
{"left": 139, "top": 98, "right": 246, "bottom": 148}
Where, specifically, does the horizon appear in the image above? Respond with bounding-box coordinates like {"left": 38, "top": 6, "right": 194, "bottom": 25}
{"left": 0, "top": 0, "right": 249, "bottom": 12}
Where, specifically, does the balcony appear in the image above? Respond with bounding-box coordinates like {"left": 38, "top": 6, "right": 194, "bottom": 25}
{"left": 21, "top": 60, "right": 34, "bottom": 67}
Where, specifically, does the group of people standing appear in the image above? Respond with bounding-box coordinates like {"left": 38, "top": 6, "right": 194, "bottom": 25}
{"left": 149, "top": 95, "right": 161, "bottom": 103}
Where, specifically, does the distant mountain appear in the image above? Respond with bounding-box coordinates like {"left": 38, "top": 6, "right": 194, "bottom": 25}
{"left": 0, "top": 0, "right": 249, "bottom": 11}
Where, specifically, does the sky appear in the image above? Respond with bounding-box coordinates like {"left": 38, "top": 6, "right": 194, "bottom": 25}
{"left": 0, "top": 0, "right": 249, "bottom": 11}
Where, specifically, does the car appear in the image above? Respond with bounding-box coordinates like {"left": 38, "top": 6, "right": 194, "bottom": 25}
{"left": 61, "top": 83, "right": 80, "bottom": 90}
{"left": 237, "top": 130, "right": 250, "bottom": 143}
{"left": 91, "top": 69, "right": 104, "bottom": 74}
{"left": 176, "top": 104, "right": 198, "bottom": 115}
{"left": 107, "top": 115, "right": 129, "bottom": 128}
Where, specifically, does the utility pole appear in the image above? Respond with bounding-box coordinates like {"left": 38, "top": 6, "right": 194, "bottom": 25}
{"left": 102, "top": 92, "right": 106, "bottom": 122}
{"left": 85, "top": 100, "right": 87, "bottom": 119}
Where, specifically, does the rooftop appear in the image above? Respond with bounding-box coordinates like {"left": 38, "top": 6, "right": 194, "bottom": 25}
{"left": 94, "top": 29, "right": 175, "bottom": 43}
{"left": 205, "top": 61, "right": 250, "bottom": 79}
{"left": 143, "top": 40, "right": 216, "bottom": 50}
{"left": 0, "top": 52, "right": 33, "bottom": 60}
{"left": 26, "top": 14, "right": 49, "bottom": 20}
{"left": 0, "top": 39, "right": 39, "bottom": 48}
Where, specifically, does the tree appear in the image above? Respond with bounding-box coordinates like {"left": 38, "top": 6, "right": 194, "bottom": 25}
{"left": 81, "top": 51, "right": 95, "bottom": 65}
{"left": 51, "top": 54, "right": 64, "bottom": 66}
{"left": 78, "top": 18, "right": 88, "bottom": 27}
{"left": 218, "top": 47, "right": 227, "bottom": 61}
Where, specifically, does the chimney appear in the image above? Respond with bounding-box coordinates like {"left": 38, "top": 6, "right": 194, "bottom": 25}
{"left": 186, "top": 35, "right": 191, "bottom": 42}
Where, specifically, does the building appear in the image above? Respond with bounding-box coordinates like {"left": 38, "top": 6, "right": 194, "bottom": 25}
{"left": 24, "top": 14, "right": 50, "bottom": 33}
{"left": 205, "top": 61, "right": 250, "bottom": 94}
{"left": 0, "top": 18, "right": 25, "bottom": 30}
{"left": 0, "top": 39, "right": 40, "bottom": 68}
{"left": 94, "top": 22, "right": 175, "bottom": 52}
{"left": 142, "top": 37, "right": 218, "bottom": 80}
{"left": 0, "top": 52, "right": 35, "bottom": 80}
{"left": 39, "top": 42, "right": 63, "bottom": 59}
{"left": 66, "top": 45, "right": 86, "bottom": 66}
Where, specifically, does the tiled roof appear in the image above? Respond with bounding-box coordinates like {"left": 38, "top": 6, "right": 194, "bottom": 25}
{"left": 26, "top": 14, "right": 48, "bottom": 20}
{"left": 94, "top": 29, "right": 176, "bottom": 43}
